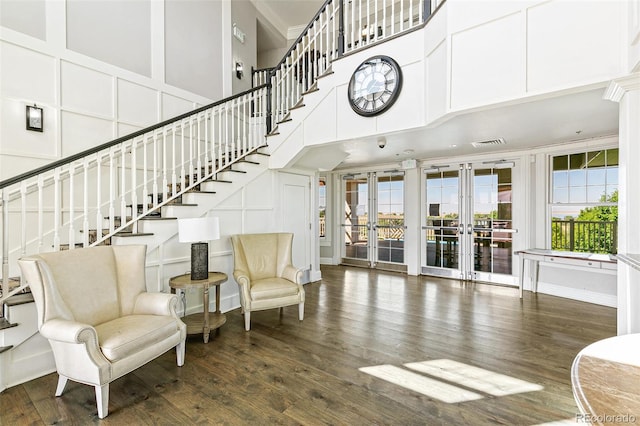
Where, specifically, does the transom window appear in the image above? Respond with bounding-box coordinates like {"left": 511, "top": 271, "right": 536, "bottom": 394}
{"left": 550, "top": 148, "right": 618, "bottom": 254}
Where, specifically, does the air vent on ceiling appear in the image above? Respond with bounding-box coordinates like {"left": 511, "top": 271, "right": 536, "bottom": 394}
{"left": 471, "top": 138, "right": 506, "bottom": 148}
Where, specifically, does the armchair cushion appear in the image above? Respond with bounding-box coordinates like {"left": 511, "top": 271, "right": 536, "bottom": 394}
{"left": 95, "top": 315, "right": 181, "bottom": 362}
{"left": 250, "top": 277, "right": 301, "bottom": 301}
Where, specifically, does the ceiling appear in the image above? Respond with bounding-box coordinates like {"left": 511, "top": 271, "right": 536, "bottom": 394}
{"left": 253, "top": 0, "right": 324, "bottom": 52}
{"left": 294, "top": 87, "right": 619, "bottom": 171}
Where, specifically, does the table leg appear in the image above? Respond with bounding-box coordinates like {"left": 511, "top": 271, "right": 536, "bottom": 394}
{"left": 215, "top": 285, "right": 221, "bottom": 314}
{"left": 532, "top": 260, "right": 539, "bottom": 294}
{"left": 203, "top": 286, "right": 210, "bottom": 343}
{"left": 519, "top": 256, "right": 525, "bottom": 298}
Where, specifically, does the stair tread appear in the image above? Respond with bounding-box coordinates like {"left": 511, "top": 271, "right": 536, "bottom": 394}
{"left": 0, "top": 318, "right": 18, "bottom": 330}
{"left": 208, "top": 179, "right": 233, "bottom": 183}
{"left": 238, "top": 160, "right": 260, "bottom": 165}
{"left": 4, "top": 293, "right": 34, "bottom": 307}
{"left": 0, "top": 346, "right": 13, "bottom": 354}
{"left": 112, "top": 232, "right": 154, "bottom": 238}
{"left": 139, "top": 216, "right": 177, "bottom": 221}
{"left": 225, "top": 169, "right": 247, "bottom": 173}
{"left": 188, "top": 190, "right": 217, "bottom": 194}
{"left": 164, "top": 203, "right": 198, "bottom": 207}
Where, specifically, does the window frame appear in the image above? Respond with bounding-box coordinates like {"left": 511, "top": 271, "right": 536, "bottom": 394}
{"left": 547, "top": 146, "right": 618, "bottom": 254}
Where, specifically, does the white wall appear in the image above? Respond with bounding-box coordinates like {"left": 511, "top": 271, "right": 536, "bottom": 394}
{"left": 0, "top": 0, "right": 233, "bottom": 181}
{"left": 231, "top": 0, "right": 258, "bottom": 94}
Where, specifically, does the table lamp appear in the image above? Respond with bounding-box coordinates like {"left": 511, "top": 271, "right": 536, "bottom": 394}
{"left": 178, "top": 217, "right": 220, "bottom": 280}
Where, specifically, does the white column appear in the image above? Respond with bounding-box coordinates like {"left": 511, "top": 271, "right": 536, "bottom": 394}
{"left": 404, "top": 166, "right": 421, "bottom": 275}
{"left": 604, "top": 72, "right": 640, "bottom": 335}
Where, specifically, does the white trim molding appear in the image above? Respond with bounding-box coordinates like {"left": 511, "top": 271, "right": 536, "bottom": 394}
{"left": 603, "top": 72, "right": 640, "bottom": 102}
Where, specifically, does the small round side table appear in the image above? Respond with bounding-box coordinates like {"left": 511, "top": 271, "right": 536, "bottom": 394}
{"left": 169, "top": 272, "right": 227, "bottom": 343}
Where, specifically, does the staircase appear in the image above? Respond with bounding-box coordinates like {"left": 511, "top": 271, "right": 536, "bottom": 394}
{"left": 0, "top": 0, "right": 437, "bottom": 391}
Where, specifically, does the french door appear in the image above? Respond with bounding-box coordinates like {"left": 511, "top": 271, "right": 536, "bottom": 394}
{"left": 341, "top": 171, "right": 406, "bottom": 271}
{"left": 422, "top": 162, "right": 518, "bottom": 285}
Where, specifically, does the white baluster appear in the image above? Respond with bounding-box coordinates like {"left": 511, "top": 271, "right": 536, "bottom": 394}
{"left": 37, "top": 175, "right": 44, "bottom": 252}
{"left": 142, "top": 135, "right": 148, "bottom": 214}
{"left": 153, "top": 131, "right": 158, "bottom": 209}
{"left": 68, "top": 164, "right": 76, "bottom": 250}
{"left": 391, "top": 0, "right": 395, "bottom": 35}
{"left": 188, "top": 117, "right": 194, "bottom": 186}
{"left": 180, "top": 120, "right": 186, "bottom": 194}
{"left": 120, "top": 144, "right": 127, "bottom": 229}
{"left": 82, "top": 157, "right": 89, "bottom": 247}
{"left": 409, "top": 0, "right": 414, "bottom": 27}
{"left": 163, "top": 128, "right": 168, "bottom": 205}
{"left": 171, "top": 124, "right": 177, "bottom": 197}
{"left": 108, "top": 147, "right": 115, "bottom": 234}
{"left": 204, "top": 112, "right": 210, "bottom": 177}
{"left": 20, "top": 181, "right": 27, "bottom": 255}
{"left": 131, "top": 138, "right": 138, "bottom": 222}
{"left": 196, "top": 113, "right": 202, "bottom": 181}
{"left": 2, "top": 188, "right": 9, "bottom": 296}
{"left": 95, "top": 153, "right": 102, "bottom": 245}
{"left": 53, "top": 168, "right": 61, "bottom": 250}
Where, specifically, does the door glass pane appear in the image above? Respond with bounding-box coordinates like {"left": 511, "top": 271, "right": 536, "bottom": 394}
{"left": 473, "top": 167, "right": 512, "bottom": 275}
{"left": 344, "top": 176, "right": 369, "bottom": 260}
{"left": 425, "top": 170, "right": 459, "bottom": 269}
{"left": 377, "top": 174, "right": 404, "bottom": 264}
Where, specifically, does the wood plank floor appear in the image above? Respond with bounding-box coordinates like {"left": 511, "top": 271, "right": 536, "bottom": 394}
{"left": 1, "top": 265, "right": 616, "bottom": 425}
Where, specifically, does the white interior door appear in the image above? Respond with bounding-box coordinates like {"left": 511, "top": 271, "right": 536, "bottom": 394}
{"left": 281, "top": 172, "right": 311, "bottom": 276}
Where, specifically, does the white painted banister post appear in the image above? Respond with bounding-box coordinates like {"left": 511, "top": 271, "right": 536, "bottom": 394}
{"left": 82, "top": 158, "right": 90, "bottom": 247}
{"left": 2, "top": 188, "right": 9, "bottom": 296}
{"left": 37, "top": 175, "right": 44, "bottom": 253}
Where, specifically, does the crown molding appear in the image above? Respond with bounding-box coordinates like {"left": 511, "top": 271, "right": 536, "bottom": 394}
{"left": 249, "top": 0, "right": 289, "bottom": 40}
{"left": 603, "top": 73, "right": 640, "bottom": 102}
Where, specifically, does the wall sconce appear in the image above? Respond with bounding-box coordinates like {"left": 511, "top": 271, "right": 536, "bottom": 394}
{"left": 26, "top": 104, "right": 43, "bottom": 132}
{"left": 235, "top": 61, "right": 244, "bottom": 80}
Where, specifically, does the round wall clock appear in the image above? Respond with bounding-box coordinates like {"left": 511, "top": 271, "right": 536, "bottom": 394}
{"left": 348, "top": 55, "right": 402, "bottom": 117}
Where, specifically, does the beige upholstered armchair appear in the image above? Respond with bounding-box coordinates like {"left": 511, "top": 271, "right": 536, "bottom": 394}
{"left": 230, "top": 233, "right": 305, "bottom": 331}
{"left": 18, "top": 245, "right": 186, "bottom": 419}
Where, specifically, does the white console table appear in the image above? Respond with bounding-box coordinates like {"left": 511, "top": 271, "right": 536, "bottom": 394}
{"left": 515, "top": 249, "right": 617, "bottom": 298}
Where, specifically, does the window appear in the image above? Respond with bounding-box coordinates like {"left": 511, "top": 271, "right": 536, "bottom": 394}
{"left": 550, "top": 148, "right": 618, "bottom": 254}
{"left": 319, "top": 177, "right": 326, "bottom": 238}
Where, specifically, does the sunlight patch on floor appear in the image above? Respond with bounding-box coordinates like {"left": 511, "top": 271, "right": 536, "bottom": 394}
{"left": 359, "top": 364, "right": 483, "bottom": 403}
{"left": 533, "top": 419, "right": 577, "bottom": 425}
{"left": 404, "top": 359, "right": 544, "bottom": 396}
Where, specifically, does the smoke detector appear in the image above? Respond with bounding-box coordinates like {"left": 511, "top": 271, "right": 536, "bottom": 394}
{"left": 471, "top": 138, "right": 506, "bottom": 148}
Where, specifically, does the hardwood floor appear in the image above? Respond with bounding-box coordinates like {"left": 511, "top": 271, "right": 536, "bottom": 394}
{"left": 1, "top": 265, "right": 616, "bottom": 425}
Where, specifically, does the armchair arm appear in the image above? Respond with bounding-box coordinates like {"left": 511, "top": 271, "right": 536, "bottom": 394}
{"left": 40, "top": 318, "right": 98, "bottom": 344}
{"left": 233, "top": 269, "right": 252, "bottom": 306}
{"left": 133, "top": 292, "right": 179, "bottom": 317}
{"left": 282, "top": 265, "right": 303, "bottom": 284}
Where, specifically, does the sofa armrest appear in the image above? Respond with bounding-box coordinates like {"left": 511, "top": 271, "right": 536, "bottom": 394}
{"left": 133, "top": 292, "right": 179, "bottom": 317}
{"left": 282, "top": 265, "right": 303, "bottom": 284}
{"left": 40, "top": 318, "right": 98, "bottom": 344}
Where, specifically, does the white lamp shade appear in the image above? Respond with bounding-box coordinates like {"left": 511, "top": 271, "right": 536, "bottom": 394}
{"left": 178, "top": 217, "right": 220, "bottom": 243}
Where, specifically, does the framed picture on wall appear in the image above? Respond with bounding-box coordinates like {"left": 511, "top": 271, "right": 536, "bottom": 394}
{"left": 26, "top": 105, "right": 43, "bottom": 132}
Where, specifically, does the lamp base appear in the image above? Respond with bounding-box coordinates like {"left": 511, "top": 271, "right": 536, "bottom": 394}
{"left": 190, "top": 242, "right": 209, "bottom": 280}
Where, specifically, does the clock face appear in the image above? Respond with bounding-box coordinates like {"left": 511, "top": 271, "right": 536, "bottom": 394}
{"left": 348, "top": 55, "right": 402, "bottom": 117}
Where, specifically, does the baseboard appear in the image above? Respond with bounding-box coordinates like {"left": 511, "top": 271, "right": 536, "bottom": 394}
{"left": 320, "top": 257, "right": 336, "bottom": 265}
{"left": 309, "top": 269, "right": 322, "bottom": 283}
{"left": 535, "top": 282, "right": 617, "bottom": 308}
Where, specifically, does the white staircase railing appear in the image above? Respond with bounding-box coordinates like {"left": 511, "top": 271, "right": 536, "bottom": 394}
{"left": 1, "top": 0, "right": 446, "bottom": 304}
{"left": 1, "top": 85, "right": 269, "bottom": 303}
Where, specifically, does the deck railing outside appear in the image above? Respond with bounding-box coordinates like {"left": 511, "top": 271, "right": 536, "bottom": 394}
{"left": 551, "top": 219, "right": 617, "bottom": 254}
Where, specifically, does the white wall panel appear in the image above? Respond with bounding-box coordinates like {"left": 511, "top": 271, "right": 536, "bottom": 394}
{"left": 0, "top": 98, "right": 57, "bottom": 159}
{"left": 66, "top": 0, "right": 151, "bottom": 77}
{"left": 218, "top": 191, "right": 243, "bottom": 209}
{"left": 0, "top": 0, "right": 46, "bottom": 41}
{"left": 117, "top": 79, "right": 157, "bottom": 126}
{"left": 60, "top": 61, "right": 113, "bottom": 118}
{"left": 243, "top": 172, "right": 274, "bottom": 208}
{"left": 117, "top": 123, "right": 142, "bottom": 138}
{"left": 335, "top": 84, "right": 377, "bottom": 139}
{"left": 426, "top": 40, "right": 448, "bottom": 123}
{"left": 377, "top": 61, "right": 424, "bottom": 134}
{"left": 161, "top": 93, "right": 194, "bottom": 121}
{"left": 450, "top": 12, "right": 524, "bottom": 109}
{"left": 0, "top": 41, "right": 56, "bottom": 103}
{"left": 527, "top": 1, "right": 623, "bottom": 92}
{"left": 60, "top": 111, "right": 113, "bottom": 156}
{"left": 303, "top": 89, "right": 337, "bottom": 146}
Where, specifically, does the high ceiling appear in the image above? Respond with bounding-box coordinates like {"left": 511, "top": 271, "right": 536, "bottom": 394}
{"left": 253, "top": 0, "right": 324, "bottom": 53}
